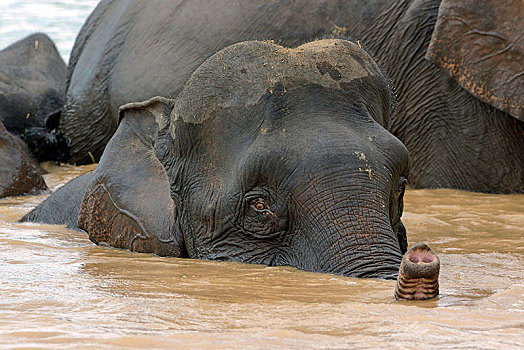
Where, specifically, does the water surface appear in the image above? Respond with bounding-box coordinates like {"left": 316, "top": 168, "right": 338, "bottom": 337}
{"left": 0, "top": 0, "right": 98, "bottom": 62}
{"left": 0, "top": 165, "right": 522, "bottom": 349}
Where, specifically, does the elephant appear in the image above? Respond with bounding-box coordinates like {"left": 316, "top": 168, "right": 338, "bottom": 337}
{"left": 0, "top": 120, "right": 48, "bottom": 198}
{"left": 23, "top": 39, "right": 440, "bottom": 300}
{"left": 0, "top": 33, "right": 69, "bottom": 162}
{"left": 60, "top": 0, "right": 523, "bottom": 193}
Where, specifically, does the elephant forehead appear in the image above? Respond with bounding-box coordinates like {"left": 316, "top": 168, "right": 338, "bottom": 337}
{"left": 172, "top": 39, "right": 386, "bottom": 125}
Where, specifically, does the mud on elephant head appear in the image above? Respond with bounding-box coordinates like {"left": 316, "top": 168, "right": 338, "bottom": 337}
{"left": 59, "top": 39, "right": 436, "bottom": 298}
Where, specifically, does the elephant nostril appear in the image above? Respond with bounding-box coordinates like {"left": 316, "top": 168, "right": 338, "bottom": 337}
{"left": 422, "top": 256, "right": 434, "bottom": 263}
{"left": 409, "top": 256, "right": 419, "bottom": 263}
{"left": 407, "top": 245, "right": 437, "bottom": 265}
{"left": 408, "top": 253, "right": 435, "bottom": 264}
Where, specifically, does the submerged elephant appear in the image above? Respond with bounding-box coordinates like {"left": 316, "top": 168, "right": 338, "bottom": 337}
{"left": 0, "top": 121, "right": 48, "bottom": 198}
{"left": 24, "top": 39, "right": 439, "bottom": 300}
{"left": 61, "top": 0, "right": 523, "bottom": 193}
{"left": 0, "top": 33, "right": 69, "bottom": 162}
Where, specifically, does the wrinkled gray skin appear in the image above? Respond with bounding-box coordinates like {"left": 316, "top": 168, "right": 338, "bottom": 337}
{"left": 27, "top": 39, "right": 416, "bottom": 281}
{"left": 62, "top": 0, "right": 523, "bottom": 193}
{"left": 0, "top": 33, "right": 69, "bottom": 162}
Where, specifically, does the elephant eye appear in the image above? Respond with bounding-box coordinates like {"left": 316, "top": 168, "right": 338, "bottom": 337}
{"left": 251, "top": 198, "right": 270, "bottom": 213}
{"left": 240, "top": 192, "right": 288, "bottom": 239}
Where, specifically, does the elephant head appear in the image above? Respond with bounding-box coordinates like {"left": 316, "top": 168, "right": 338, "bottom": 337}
{"left": 78, "top": 39, "right": 438, "bottom": 290}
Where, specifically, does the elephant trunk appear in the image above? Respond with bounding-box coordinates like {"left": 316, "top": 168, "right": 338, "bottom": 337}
{"left": 288, "top": 168, "right": 406, "bottom": 279}
{"left": 395, "top": 243, "right": 440, "bottom": 300}
{"left": 293, "top": 201, "right": 404, "bottom": 279}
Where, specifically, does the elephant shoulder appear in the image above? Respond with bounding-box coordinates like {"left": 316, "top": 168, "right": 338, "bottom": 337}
{"left": 19, "top": 172, "right": 92, "bottom": 228}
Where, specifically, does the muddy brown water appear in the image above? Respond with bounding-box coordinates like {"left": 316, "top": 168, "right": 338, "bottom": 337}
{"left": 0, "top": 164, "right": 522, "bottom": 349}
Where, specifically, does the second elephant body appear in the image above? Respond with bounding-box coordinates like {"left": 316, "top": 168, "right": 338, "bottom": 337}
{"left": 62, "top": 0, "right": 524, "bottom": 193}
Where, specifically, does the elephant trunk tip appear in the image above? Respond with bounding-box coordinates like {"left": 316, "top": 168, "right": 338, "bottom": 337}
{"left": 395, "top": 243, "right": 440, "bottom": 300}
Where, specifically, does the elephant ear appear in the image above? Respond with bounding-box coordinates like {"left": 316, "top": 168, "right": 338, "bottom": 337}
{"left": 426, "top": 0, "right": 523, "bottom": 120}
{"left": 78, "top": 96, "right": 186, "bottom": 257}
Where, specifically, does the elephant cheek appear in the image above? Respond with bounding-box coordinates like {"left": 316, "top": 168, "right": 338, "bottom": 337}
{"left": 395, "top": 243, "right": 440, "bottom": 300}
